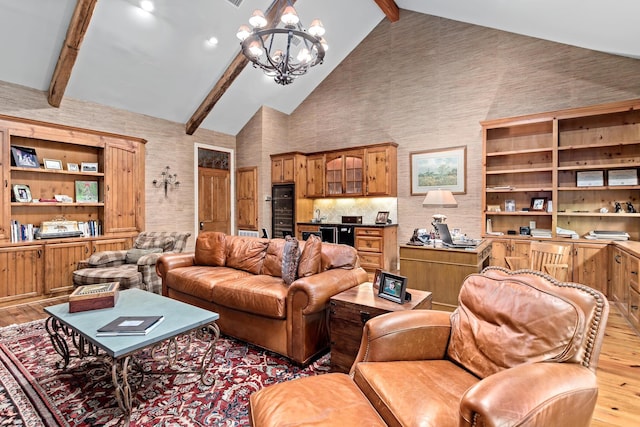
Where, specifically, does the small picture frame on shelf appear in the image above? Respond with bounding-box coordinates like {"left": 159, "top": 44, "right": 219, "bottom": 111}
{"left": 530, "top": 197, "right": 548, "bottom": 211}
{"left": 10, "top": 145, "right": 40, "bottom": 168}
{"left": 377, "top": 272, "right": 407, "bottom": 304}
{"left": 375, "top": 211, "right": 389, "bottom": 224}
{"left": 67, "top": 163, "right": 80, "bottom": 172}
{"left": 608, "top": 169, "right": 638, "bottom": 186}
{"left": 372, "top": 268, "right": 382, "bottom": 290}
{"left": 81, "top": 162, "right": 99, "bottom": 172}
{"left": 12, "top": 184, "right": 32, "bottom": 203}
{"left": 504, "top": 199, "right": 516, "bottom": 212}
{"left": 576, "top": 170, "right": 604, "bottom": 187}
{"left": 43, "top": 158, "right": 63, "bottom": 170}
{"left": 75, "top": 181, "right": 99, "bottom": 203}
{"left": 486, "top": 204, "right": 501, "bottom": 212}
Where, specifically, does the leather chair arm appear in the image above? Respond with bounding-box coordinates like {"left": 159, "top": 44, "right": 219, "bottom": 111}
{"left": 155, "top": 252, "right": 196, "bottom": 279}
{"left": 460, "top": 363, "right": 598, "bottom": 427}
{"left": 288, "top": 267, "right": 368, "bottom": 315}
{"left": 351, "top": 310, "right": 452, "bottom": 371}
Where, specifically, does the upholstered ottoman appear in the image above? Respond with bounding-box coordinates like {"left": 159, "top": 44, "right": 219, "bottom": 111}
{"left": 249, "top": 373, "right": 385, "bottom": 426}
{"left": 73, "top": 264, "right": 143, "bottom": 289}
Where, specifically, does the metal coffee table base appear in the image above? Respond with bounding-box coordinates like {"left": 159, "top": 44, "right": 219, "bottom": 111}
{"left": 45, "top": 316, "right": 220, "bottom": 414}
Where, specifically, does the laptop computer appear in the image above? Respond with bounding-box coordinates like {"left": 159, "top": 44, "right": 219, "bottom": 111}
{"left": 434, "top": 223, "right": 479, "bottom": 248}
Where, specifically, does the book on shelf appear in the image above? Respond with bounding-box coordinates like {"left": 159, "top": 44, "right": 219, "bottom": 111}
{"left": 585, "top": 230, "right": 630, "bottom": 241}
{"left": 69, "top": 282, "right": 119, "bottom": 312}
{"left": 96, "top": 315, "right": 164, "bottom": 336}
{"left": 529, "top": 229, "right": 552, "bottom": 238}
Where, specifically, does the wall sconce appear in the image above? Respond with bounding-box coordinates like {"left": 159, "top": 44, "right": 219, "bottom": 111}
{"left": 152, "top": 166, "right": 179, "bottom": 197}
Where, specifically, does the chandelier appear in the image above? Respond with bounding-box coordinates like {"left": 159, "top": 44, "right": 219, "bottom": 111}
{"left": 236, "top": 0, "right": 327, "bottom": 85}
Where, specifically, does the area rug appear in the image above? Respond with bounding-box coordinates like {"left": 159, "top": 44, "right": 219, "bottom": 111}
{"left": 0, "top": 320, "right": 330, "bottom": 426}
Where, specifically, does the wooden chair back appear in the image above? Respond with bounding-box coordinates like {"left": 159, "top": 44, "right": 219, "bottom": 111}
{"left": 528, "top": 241, "right": 572, "bottom": 281}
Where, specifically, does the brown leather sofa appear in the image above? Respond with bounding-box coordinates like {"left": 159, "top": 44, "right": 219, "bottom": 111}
{"left": 156, "top": 232, "right": 368, "bottom": 365}
{"left": 249, "top": 267, "right": 610, "bottom": 426}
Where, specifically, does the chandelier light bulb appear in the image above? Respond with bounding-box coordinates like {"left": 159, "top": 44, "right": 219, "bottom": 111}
{"left": 308, "top": 19, "right": 325, "bottom": 37}
{"left": 248, "top": 41, "right": 264, "bottom": 58}
{"left": 272, "top": 49, "right": 284, "bottom": 63}
{"left": 297, "top": 48, "right": 312, "bottom": 63}
{"left": 236, "top": 25, "right": 251, "bottom": 41}
{"left": 249, "top": 9, "right": 267, "bottom": 28}
{"left": 280, "top": 6, "right": 299, "bottom": 27}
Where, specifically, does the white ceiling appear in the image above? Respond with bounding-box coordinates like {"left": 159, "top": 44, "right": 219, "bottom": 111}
{"left": 0, "top": 0, "right": 638, "bottom": 136}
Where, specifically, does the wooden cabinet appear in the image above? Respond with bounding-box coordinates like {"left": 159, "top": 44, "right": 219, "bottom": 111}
{"left": 0, "top": 244, "right": 44, "bottom": 305}
{"left": 481, "top": 99, "right": 640, "bottom": 240}
{"left": 329, "top": 282, "right": 432, "bottom": 373}
{"left": 91, "top": 236, "right": 132, "bottom": 254}
{"left": 355, "top": 226, "right": 398, "bottom": 276}
{"left": 325, "top": 149, "right": 364, "bottom": 196}
{"left": 572, "top": 242, "right": 609, "bottom": 296}
{"left": 270, "top": 153, "right": 313, "bottom": 226}
{"left": 488, "top": 238, "right": 531, "bottom": 268}
{"left": 364, "top": 144, "right": 397, "bottom": 196}
{"left": 236, "top": 166, "right": 258, "bottom": 230}
{"left": 0, "top": 114, "right": 145, "bottom": 305}
{"left": 296, "top": 224, "right": 319, "bottom": 240}
{"left": 305, "top": 154, "right": 325, "bottom": 198}
{"left": 271, "top": 153, "right": 298, "bottom": 183}
{"left": 400, "top": 241, "right": 492, "bottom": 311}
{"left": 611, "top": 246, "right": 630, "bottom": 314}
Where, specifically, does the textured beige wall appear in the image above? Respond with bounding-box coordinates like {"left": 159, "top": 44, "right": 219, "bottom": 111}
{"left": 281, "top": 10, "right": 640, "bottom": 244}
{"left": 0, "top": 81, "right": 235, "bottom": 250}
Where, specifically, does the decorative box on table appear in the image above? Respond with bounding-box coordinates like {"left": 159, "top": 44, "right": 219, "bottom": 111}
{"left": 69, "top": 282, "right": 119, "bottom": 313}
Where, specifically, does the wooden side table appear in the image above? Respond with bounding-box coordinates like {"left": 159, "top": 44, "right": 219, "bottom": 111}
{"left": 329, "top": 282, "right": 432, "bottom": 373}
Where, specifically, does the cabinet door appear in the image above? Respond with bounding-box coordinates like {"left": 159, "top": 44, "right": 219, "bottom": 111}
{"left": 0, "top": 129, "right": 7, "bottom": 240}
{"left": 610, "top": 247, "right": 629, "bottom": 314}
{"left": 0, "top": 245, "right": 44, "bottom": 304}
{"left": 489, "top": 239, "right": 530, "bottom": 268}
{"left": 104, "top": 140, "right": 143, "bottom": 233}
{"left": 306, "top": 154, "right": 324, "bottom": 198}
{"left": 92, "top": 237, "right": 132, "bottom": 254}
{"left": 44, "top": 240, "right": 91, "bottom": 294}
{"left": 572, "top": 243, "right": 609, "bottom": 295}
{"left": 237, "top": 167, "right": 258, "bottom": 230}
{"left": 365, "top": 146, "right": 396, "bottom": 196}
{"left": 271, "top": 158, "right": 284, "bottom": 183}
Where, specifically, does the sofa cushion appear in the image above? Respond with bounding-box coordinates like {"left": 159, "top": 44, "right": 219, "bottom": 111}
{"left": 225, "top": 236, "right": 269, "bottom": 275}
{"left": 298, "top": 234, "right": 321, "bottom": 277}
{"left": 195, "top": 231, "right": 227, "bottom": 266}
{"left": 262, "top": 238, "right": 285, "bottom": 277}
{"left": 321, "top": 242, "right": 358, "bottom": 271}
{"left": 447, "top": 273, "right": 582, "bottom": 379}
{"left": 165, "top": 266, "right": 252, "bottom": 301}
{"left": 73, "top": 264, "right": 143, "bottom": 289}
{"left": 281, "top": 236, "right": 300, "bottom": 285}
{"left": 211, "top": 274, "right": 288, "bottom": 319}
{"left": 353, "top": 360, "right": 479, "bottom": 427}
{"left": 125, "top": 247, "right": 162, "bottom": 264}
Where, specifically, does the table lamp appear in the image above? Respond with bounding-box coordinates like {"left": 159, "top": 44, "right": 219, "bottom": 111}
{"left": 422, "top": 189, "right": 458, "bottom": 243}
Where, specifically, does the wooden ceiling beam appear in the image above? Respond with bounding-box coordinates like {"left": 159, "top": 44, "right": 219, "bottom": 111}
{"left": 185, "top": 0, "right": 295, "bottom": 135}
{"left": 48, "top": 0, "right": 98, "bottom": 107}
{"left": 374, "top": 0, "right": 400, "bottom": 22}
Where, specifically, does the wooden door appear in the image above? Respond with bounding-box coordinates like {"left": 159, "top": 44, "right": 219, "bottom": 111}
{"left": 198, "top": 167, "right": 230, "bottom": 234}
{"left": 44, "top": 240, "right": 91, "bottom": 294}
{"left": 572, "top": 242, "right": 609, "bottom": 295}
{"left": 0, "top": 245, "right": 43, "bottom": 305}
{"left": 104, "top": 140, "right": 143, "bottom": 233}
{"left": 610, "top": 246, "right": 629, "bottom": 314}
{"left": 237, "top": 167, "right": 258, "bottom": 230}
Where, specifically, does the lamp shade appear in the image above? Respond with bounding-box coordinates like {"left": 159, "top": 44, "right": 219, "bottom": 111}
{"left": 422, "top": 189, "right": 458, "bottom": 207}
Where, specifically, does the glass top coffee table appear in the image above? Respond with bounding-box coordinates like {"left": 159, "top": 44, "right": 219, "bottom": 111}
{"left": 44, "top": 288, "right": 220, "bottom": 415}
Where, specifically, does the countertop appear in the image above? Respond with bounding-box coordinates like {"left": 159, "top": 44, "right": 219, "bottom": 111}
{"left": 297, "top": 222, "right": 398, "bottom": 228}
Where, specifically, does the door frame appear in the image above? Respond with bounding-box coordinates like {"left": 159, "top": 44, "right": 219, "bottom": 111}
{"left": 193, "top": 143, "right": 235, "bottom": 238}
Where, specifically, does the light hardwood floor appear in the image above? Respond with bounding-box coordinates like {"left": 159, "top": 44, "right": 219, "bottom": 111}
{"left": 0, "top": 298, "right": 638, "bottom": 426}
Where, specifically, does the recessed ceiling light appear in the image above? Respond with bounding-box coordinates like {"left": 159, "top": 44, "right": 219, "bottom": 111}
{"left": 140, "top": 0, "right": 154, "bottom": 12}
{"left": 206, "top": 36, "right": 219, "bottom": 47}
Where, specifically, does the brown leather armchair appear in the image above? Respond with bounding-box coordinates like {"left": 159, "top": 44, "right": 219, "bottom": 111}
{"left": 250, "top": 267, "right": 610, "bottom": 426}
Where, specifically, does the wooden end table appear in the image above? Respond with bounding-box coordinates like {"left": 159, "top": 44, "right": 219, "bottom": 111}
{"left": 329, "top": 282, "right": 432, "bottom": 373}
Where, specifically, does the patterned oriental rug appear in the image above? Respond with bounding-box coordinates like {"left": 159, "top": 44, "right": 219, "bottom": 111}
{"left": 0, "top": 320, "right": 330, "bottom": 426}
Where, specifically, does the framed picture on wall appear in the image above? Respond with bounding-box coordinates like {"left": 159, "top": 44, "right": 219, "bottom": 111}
{"left": 410, "top": 146, "right": 466, "bottom": 195}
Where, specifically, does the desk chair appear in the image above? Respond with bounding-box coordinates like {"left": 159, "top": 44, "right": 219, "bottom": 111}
{"left": 506, "top": 241, "right": 571, "bottom": 281}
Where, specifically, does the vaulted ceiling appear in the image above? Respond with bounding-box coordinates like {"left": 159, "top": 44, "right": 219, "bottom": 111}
{"left": 0, "top": 0, "right": 638, "bottom": 136}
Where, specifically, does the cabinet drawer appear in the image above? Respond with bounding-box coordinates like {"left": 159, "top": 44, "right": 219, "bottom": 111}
{"left": 356, "top": 236, "right": 383, "bottom": 252}
{"left": 358, "top": 252, "right": 383, "bottom": 269}
{"left": 629, "top": 286, "right": 640, "bottom": 331}
{"left": 356, "top": 227, "right": 383, "bottom": 237}
{"left": 330, "top": 300, "right": 388, "bottom": 324}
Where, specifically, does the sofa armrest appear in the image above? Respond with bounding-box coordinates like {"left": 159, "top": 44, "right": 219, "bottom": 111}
{"left": 288, "top": 267, "right": 368, "bottom": 315}
{"left": 351, "top": 310, "right": 452, "bottom": 370}
{"left": 137, "top": 252, "right": 163, "bottom": 266}
{"left": 155, "top": 252, "right": 196, "bottom": 279}
{"left": 460, "top": 363, "right": 598, "bottom": 426}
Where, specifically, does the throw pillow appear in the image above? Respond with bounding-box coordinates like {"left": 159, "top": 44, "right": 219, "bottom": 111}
{"left": 135, "top": 235, "right": 175, "bottom": 252}
{"left": 195, "top": 231, "right": 227, "bottom": 266}
{"left": 125, "top": 247, "right": 163, "bottom": 264}
{"left": 281, "top": 236, "right": 301, "bottom": 285}
{"left": 298, "top": 234, "right": 322, "bottom": 277}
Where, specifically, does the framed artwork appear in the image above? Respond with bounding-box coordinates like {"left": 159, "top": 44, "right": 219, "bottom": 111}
{"left": 375, "top": 211, "right": 389, "bottom": 224}
{"left": 505, "top": 199, "right": 516, "bottom": 212}
{"left": 530, "top": 197, "right": 548, "bottom": 211}
{"left": 377, "top": 271, "right": 407, "bottom": 304}
{"left": 67, "top": 163, "right": 80, "bottom": 172}
{"left": 410, "top": 146, "right": 466, "bottom": 195}
{"left": 576, "top": 170, "right": 604, "bottom": 187}
{"left": 10, "top": 145, "right": 40, "bottom": 168}
{"left": 12, "top": 184, "right": 32, "bottom": 202}
{"left": 372, "top": 268, "right": 382, "bottom": 290}
{"left": 81, "top": 162, "right": 99, "bottom": 172}
{"left": 43, "top": 159, "right": 63, "bottom": 170}
{"left": 75, "top": 181, "right": 99, "bottom": 203}
{"left": 608, "top": 169, "right": 638, "bottom": 186}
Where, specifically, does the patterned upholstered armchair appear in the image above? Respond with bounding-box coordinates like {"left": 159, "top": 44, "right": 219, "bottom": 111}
{"left": 73, "top": 231, "right": 191, "bottom": 294}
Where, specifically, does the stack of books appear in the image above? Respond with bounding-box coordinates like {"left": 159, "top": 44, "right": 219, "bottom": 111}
{"left": 586, "top": 230, "right": 630, "bottom": 241}
{"left": 530, "top": 229, "right": 552, "bottom": 238}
